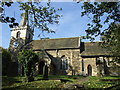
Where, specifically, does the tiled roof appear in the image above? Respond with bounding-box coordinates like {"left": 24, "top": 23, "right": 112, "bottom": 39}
{"left": 80, "top": 42, "right": 110, "bottom": 56}
{"left": 30, "top": 37, "right": 80, "bottom": 50}
{"left": 30, "top": 37, "right": 111, "bottom": 56}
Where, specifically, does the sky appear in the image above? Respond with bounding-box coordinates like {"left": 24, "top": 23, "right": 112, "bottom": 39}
{"left": 1, "top": 2, "right": 102, "bottom": 49}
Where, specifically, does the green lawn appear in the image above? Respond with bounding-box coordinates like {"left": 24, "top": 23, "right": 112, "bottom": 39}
{"left": 2, "top": 75, "right": 75, "bottom": 89}
{"left": 2, "top": 75, "right": 120, "bottom": 89}
{"left": 82, "top": 76, "right": 120, "bottom": 89}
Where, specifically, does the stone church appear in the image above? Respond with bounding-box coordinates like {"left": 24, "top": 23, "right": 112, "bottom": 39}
{"left": 9, "top": 11, "right": 118, "bottom": 76}
{"left": 30, "top": 37, "right": 112, "bottom": 76}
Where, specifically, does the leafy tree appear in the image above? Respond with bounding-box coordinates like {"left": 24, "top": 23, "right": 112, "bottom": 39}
{"left": 19, "top": 1, "right": 62, "bottom": 34}
{"left": 81, "top": 2, "right": 120, "bottom": 40}
{"left": 1, "top": 47, "right": 11, "bottom": 75}
{"left": 101, "top": 24, "right": 120, "bottom": 63}
{"left": 18, "top": 50, "right": 38, "bottom": 82}
{"left": 0, "top": 1, "right": 19, "bottom": 27}
{"left": 80, "top": 2, "right": 120, "bottom": 63}
{"left": 1, "top": 1, "right": 62, "bottom": 34}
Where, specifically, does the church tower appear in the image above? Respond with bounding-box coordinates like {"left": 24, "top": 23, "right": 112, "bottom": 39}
{"left": 9, "top": 10, "right": 34, "bottom": 76}
{"left": 9, "top": 10, "right": 34, "bottom": 48}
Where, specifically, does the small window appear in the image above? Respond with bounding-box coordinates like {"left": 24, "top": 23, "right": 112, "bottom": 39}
{"left": 82, "top": 59, "right": 84, "bottom": 71}
{"left": 16, "top": 31, "right": 21, "bottom": 38}
{"left": 28, "top": 33, "right": 31, "bottom": 39}
{"left": 107, "top": 57, "right": 110, "bottom": 65}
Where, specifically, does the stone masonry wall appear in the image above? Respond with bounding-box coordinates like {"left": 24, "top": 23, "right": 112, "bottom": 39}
{"left": 35, "top": 50, "right": 114, "bottom": 76}
{"left": 80, "top": 58, "right": 97, "bottom": 76}
{"left": 47, "top": 49, "right": 81, "bottom": 75}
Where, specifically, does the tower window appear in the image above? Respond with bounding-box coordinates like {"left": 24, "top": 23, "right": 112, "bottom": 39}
{"left": 16, "top": 31, "right": 21, "bottom": 38}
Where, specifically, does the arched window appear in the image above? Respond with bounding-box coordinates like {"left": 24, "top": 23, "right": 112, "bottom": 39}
{"left": 60, "top": 55, "right": 68, "bottom": 70}
{"left": 16, "top": 31, "right": 21, "bottom": 38}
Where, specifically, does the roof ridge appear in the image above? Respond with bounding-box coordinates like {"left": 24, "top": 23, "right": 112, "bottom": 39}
{"left": 83, "top": 41, "right": 103, "bottom": 43}
{"left": 33, "top": 37, "right": 80, "bottom": 41}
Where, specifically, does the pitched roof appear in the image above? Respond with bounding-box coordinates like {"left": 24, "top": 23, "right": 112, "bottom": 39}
{"left": 80, "top": 42, "right": 111, "bottom": 56}
{"left": 30, "top": 37, "right": 80, "bottom": 50}
{"left": 30, "top": 37, "right": 111, "bottom": 56}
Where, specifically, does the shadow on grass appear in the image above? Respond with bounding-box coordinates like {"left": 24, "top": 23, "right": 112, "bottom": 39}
{"left": 2, "top": 87, "right": 65, "bottom": 90}
{"left": 111, "top": 76, "right": 120, "bottom": 78}
{"left": 2, "top": 76, "right": 23, "bottom": 86}
{"left": 107, "top": 84, "right": 120, "bottom": 89}
{"left": 3, "top": 87, "right": 54, "bottom": 90}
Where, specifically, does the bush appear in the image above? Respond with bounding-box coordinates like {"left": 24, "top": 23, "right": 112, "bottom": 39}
{"left": 1, "top": 47, "right": 11, "bottom": 76}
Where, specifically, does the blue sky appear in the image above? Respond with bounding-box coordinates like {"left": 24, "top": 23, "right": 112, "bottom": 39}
{"left": 1, "top": 2, "right": 101, "bottom": 49}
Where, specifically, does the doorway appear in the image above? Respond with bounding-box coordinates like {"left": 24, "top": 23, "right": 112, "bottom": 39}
{"left": 38, "top": 61, "right": 45, "bottom": 74}
{"left": 87, "top": 64, "right": 92, "bottom": 76}
{"left": 49, "top": 64, "right": 56, "bottom": 75}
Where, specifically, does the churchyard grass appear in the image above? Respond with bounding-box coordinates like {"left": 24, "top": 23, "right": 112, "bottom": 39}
{"left": 82, "top": 76, "right": 120, "bottom": 89}
{"left": 2, "top": 75, "right": 120, "bottom": 89}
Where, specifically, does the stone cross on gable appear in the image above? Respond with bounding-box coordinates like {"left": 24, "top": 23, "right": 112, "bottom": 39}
{"left": 19, "top": 10, "right": 28, "bottom": 27}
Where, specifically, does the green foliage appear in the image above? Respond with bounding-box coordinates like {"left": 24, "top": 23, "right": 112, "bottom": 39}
{"left": 1, "top": 47, "right": 11, "bottom": 62}
{"left": 19, "top": 2, "right": 62, "bottom": 35}
{"left": 1, "top": 47, "right": 11, "bottom": 75}
{"left": 1, "top": 1, "right": 62, "bottom": 33}
{"left": 81, "top": 2, "right": 120, "bottom": 63}
{"left": 18, "top": 50, "right": 38, "bottom": 82}
{"left": 0, "top": 1, "right": 18, "bottom": 27}
{"left": 101, "top": 24, "right": 120, "bottom": 63}
{"left": 81, "top": 2, "right": 120, "bottom": 40}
